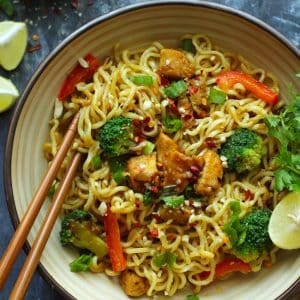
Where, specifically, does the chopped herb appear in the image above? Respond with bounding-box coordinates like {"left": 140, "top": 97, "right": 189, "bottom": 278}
{"left": 162, "top": 115, "right": 182, "bottom": 133}
{"left": 142, "top": 141, "right": 155, "bottom": 154}
{"left": 143, "top": 189, "right": 154, "bottom": 205}
{"left": 182, "top": 39, "right": 196, "bottom": 53}
{"left": 109, "top": 158, "right": 126, "bottom": 184}
{"left": 152, "top": 251, "right": 176, "bottom": 268}
{"left": 0, "top": 0, "right": 14, "bottom": 17}
{"left": 91, "top": 155, "right": 101, "bottom": 169}
{"left": 130, "top": 75, "right": 153, "bottom": 86}
{"left": 186, "top": 295, "right": 200, "bottom": 300}
{"left": 161, "top": 195, "right": 184, "bottom": 208}
{"left": 183, "top": 185, "right": 203, "bottom": 202}
{"left": 164, "top": 80, "right": 187, "bottom": 99}
{"left": 69, "top": 254, "right": 92, "bottom": 272}
{"left": 265, "top": 82, "right": 300, "bottom": 192}
{"left": 208, "top": 87, "right": 227, "bottom": 104}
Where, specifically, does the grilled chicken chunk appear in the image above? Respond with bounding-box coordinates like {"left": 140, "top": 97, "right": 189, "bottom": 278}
{"left": 120, "top": 269, "right": 149, "bottom": 297}
{"left": 158, "top": 49, "right": 195, "bottom": 79}
{"left": 194, "top": 150, "right": 223, "bottom": 195}
{"left": 127, "top": 153, "right": 158, "bottom": 192}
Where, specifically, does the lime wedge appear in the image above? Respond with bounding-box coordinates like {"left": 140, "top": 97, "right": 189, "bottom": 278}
{"left": 0, "top": 76, "right": 19, "bottom": 112}
{"left": 268, "top": 192, "right": 300, "bottom": 249}
{"left": 0, "top": 21, "right": 28, "bottom": 71}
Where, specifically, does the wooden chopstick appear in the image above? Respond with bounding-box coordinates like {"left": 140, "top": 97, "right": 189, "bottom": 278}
{"left": 0, "top": 111, "right": 80, "bottom": 290}
{"left": 10, "top": 152, "right": 82, "bottom": 300}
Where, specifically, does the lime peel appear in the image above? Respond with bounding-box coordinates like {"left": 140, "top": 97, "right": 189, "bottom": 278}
{"left": 0, "top": 21, "right": 28, "bottom": 71}
{"left": 0, "top": 76, "right": 19, "bottom": 113}
{"left": 268, "top": 192, "right": 300, "bottom": 250}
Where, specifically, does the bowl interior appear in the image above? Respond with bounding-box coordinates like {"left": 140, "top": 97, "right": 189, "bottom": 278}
{"left": 6, "top": 2, "right": 300, "bottom": 300}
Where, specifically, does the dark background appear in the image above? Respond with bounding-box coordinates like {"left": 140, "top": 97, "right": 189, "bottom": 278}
{"left": 0, "top": 0, "right": 299, "bottom": 299}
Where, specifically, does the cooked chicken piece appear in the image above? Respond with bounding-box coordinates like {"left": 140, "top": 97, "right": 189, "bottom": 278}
{"left": 127, "top": 153, "right": 159, "bottom": 192}
{"left": 194, "top": 150, "right": 223, "bottom": 195}
{"left": 156, "top": 132, "right": 203, "bottom": 192}
{"left": 156, "top": 132, "right": 179, "bottom": 162}
{"left": 120, "top": 269, "right": 149, "bottom": 297}
{"left": 159, "top": 49, "right": 195, "bottom": 79}
{"left": 159, "top": 206, "right": 193, "bottom": 225}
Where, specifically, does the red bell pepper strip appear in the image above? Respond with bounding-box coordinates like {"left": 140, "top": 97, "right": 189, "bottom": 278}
{"left": 215, "top": 258, "right": 251, "bottom": 278}
{"left": 216, "top": 71, "right": 278, "bottom": 105}
{"left": 58, "top": 53, "right": 101, "bottom": 101}
{"left": 103, "top": 207, "right": 127, "bottom": 272}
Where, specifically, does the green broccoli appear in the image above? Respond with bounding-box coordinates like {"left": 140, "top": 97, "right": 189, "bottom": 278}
{"left": 224, "top": 202, "right": 273, "bottom": 263}
{"left": 219, "top": 128, "right": 266, "bottom": 173}
{"left": 60, "top": 210, "right": 107, "bottom": 259}
{"left": 99, "top": 116, "right": 134, "bottom": 157}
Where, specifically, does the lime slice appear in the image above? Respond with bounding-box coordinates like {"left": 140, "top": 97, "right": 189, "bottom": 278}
{"left": 0, "top": 21, "right": 28, "bottom": 71}
{"left": 268, "top": 192, "right": 300, "bottom": 249}
{"left": 0, "top": 76, "right": 19, "bottom": 112}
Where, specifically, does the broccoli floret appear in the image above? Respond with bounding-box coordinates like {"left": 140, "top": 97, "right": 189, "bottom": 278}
{"left": 60, "top": 210, "right": 107, "bottom": 259}
{"left": 99, "top": 116, "right": 134, "bottom": 157}
{"left": 224, "top": 203, "right": 273, "bottom": 263}
{"left": 219, "top": 128, "right": 266, "bottom": 173}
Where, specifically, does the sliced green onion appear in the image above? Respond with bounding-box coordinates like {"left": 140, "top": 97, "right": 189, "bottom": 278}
{"left": 183, "top": 185, "right": 203, "bottom": 202}
{"left": 143, "top": 189, "right": 153, "bottom": 205}
{"left": 69, "top": 254, "right": 93, "bottom": 272}
{"left": 130, "top": 75, "right": 153, "bottom": 86}
{"left": 208, "top": 87, "right": 227, "bottom": 104}
{"left": 182, "top": 39, "right": 196, "bottom": 53}
{"left": 161, "top": 195, "right": 184, "bottom": 208}
{"left": 109, "top": 159, "right": 126, "bottom": 184}
{"left": 152, "top": 251, "right": 176, "bottom": 268}
{"left": 162, "top": 116, "right": 182, "bottom": 133}
{"left": 164, "top": 80, "right": 187, "bottom": 99}
{"left": 142, "top": 141, "right": 155, "bottom": 154}
{"left": 91, "top": 155, "right": 101, "bottom": 169}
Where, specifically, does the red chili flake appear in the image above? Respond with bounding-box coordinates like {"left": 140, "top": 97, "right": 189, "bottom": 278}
{"left": 183, "top": 113, "right": 193, "bottom": 121}
{"left": 143, "top": 116, "right": 151, "bottom": 124}
{"left": 190, "top": 165, "right": 200, "bottom": 176}
{"left": 244, "top": 190, "right": 254, "bottom": 201}
{"left": 190, "top": 176, "right": 198, "bottom": 183}
{"left": 135, "top": 200, "right": 141, "bottom": 208}
{"left": 71, "top": 0, "right": 78, "bottom": 9}
{"left": 150, "top": 185, "right": 159, "bottom": 193}
{"left": 151, "top": 213, "right": 162, "bottom": 222}
{"left": 205, "top": 137, "right": 216, "bottom": 148}
{"left": 143, "top": 126, "right": 153, "bottom": 132}
{"left": 189, "top": 200, "right": 194, "bottom": 206}
{"left": 132, "top": 119, "right": 141, "bottom": 127}
{"left": 160, "top": 74, "right": 169, "bottom": 87}
{"left": 135, "top": 134, "right": 146, "bottom": 143}
{"left": 188, "top": 86, "right": 199, "bottom": 95}
{"left": 27, "top": 44, "right": 42, "bottom": 53}
{"left": 167, "top": 234, "right": 176, "bottom": 241}
{"left": 149, "top": 228, "right": 159, "bottom": 238}
{"left": 168, "top": 99, "right": 180, "bottom": 115}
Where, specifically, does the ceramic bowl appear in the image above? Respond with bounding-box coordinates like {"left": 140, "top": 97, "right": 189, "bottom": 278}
{"left": 4, "top": 1, "right": 300, "bottom": 299}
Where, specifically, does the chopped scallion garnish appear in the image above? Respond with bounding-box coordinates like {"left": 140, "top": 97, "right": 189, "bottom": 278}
{"left": 142, "top": 141, "right": 155, "bottom": 154}
{"left": 161, "top": 195, "right": 184, "bottom": 208}
{"left": 152, "top": 251, "right": 176, "bottom": 268}
{"left": 91, "top": 155, "right": 101, "bottom": 169}
{"left": 164, "top": 80, "right": 187, "bottom": 99}
{"left": 208, "top": 87, "right": 227, "bottom": 104}
{"left": 130, "top": 75, "right": 153, "bottom": 86}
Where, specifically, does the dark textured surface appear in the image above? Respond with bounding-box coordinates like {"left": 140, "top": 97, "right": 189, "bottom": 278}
{"left": 0, "top": 1, "right": 299, "bottom": 299}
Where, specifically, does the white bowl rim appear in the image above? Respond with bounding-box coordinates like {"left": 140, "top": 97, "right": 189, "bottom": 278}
{"left": 3, "top": 1, "right": 300, "bottom": 299}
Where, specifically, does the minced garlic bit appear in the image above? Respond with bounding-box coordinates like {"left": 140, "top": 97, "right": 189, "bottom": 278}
{"left": 142, "top": 100, "right": 152, "bottom": 110}
{"left": 98, "top": 201, "right": 108, "bottom": 216}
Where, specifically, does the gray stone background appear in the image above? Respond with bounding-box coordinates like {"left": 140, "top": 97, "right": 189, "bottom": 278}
{"left": 0, "top": 0, "right": 299, "bottom": 299}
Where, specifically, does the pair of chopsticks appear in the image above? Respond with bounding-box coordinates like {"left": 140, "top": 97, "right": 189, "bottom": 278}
{"left": 0, "top": 111, "right": 81, "bottom": 299}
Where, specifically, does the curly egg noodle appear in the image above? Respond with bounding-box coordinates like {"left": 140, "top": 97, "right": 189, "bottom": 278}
{"left": 44, "top": 34, "right": 284, "bottom": 297}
